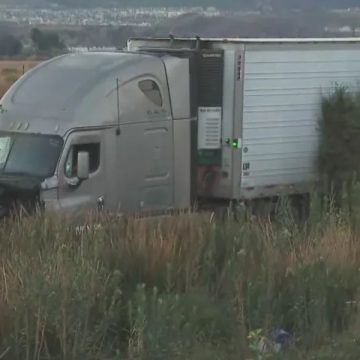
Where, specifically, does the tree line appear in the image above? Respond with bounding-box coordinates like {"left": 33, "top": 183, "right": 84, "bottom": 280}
{"left": 0, "top": 28, "right": 66, "bottom": 58}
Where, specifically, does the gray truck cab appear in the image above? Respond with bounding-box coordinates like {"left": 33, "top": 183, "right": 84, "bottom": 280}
{"left": 0, "top": 51, "right": 193, "bottom": 217}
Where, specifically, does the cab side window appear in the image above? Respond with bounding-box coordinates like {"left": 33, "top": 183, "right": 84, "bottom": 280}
{"left": 114, "top": 77, "right": 168, "bottom": 124}
{"left": 65, "top": 143, "right": 100, "bottom": 178}
{"left": 138, "top": 79, "right": 163, "bottom": 107}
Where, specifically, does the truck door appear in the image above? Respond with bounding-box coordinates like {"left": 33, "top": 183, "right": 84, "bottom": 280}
{"left": 57, "top": 130, "right": 106, "bottom": 215}
{"left": 114, "top": 73, "right": 173, "bottom": 213}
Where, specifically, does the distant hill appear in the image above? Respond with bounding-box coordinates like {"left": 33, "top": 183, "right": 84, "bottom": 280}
{"left": 1, "top": 0, "right": 360, "bottom": 10}
{"left": 52, "top": 0, "right": 360, "bottom": 8}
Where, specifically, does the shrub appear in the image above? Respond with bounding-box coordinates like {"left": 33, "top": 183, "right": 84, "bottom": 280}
{"left": 319, "top": 86, "right": 360, "bottom": 210}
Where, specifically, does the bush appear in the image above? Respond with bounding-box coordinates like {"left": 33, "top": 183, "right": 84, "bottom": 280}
{"left": 319, "top": 86, "right": 360, "bottom": 209}
{"left": 0, "top": 34, "right": 22, "bottom": 57}
{"left": 31, "top": 28, "right": 67, "bottom": 56}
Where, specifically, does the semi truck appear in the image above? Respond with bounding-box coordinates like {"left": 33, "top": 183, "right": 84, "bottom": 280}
{"left": 0, "top": 36, "right": 360, "bottom": 217}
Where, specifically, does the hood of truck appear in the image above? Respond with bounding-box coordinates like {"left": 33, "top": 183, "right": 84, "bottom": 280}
{"left": 0, "top": 52, "right": 162, "bottom": 136}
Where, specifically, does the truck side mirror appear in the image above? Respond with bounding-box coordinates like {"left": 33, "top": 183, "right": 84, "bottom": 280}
{"left": 77, "top": 151, "right": 90, "bottom": 180}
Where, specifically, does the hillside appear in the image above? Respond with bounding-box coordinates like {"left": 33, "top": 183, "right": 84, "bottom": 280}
{"left": 1, "top": 0, "right": 360, "bottom": 9}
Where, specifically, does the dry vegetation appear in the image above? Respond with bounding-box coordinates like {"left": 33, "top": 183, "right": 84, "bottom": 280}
{"left": 0, "top": 60, "right": 40, "bottom": 98}
{"left": 0, "top": 203, "right": 360, "bottom": 359}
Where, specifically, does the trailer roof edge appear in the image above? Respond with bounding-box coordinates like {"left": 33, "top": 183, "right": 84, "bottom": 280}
{"left": 128, "top": 37, "right": 360, "bottom": 44}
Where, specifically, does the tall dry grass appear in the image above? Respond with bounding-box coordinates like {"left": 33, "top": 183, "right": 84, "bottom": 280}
{"left": 0, "top": 61, "right": 39, "bottom": 98}
{"left": 0, "top": 206, "right": 359, "bottom": 359}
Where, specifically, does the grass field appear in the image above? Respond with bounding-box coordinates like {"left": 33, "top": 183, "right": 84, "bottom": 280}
{"left": 0, "top": 201, "right": 360, "bottom": 359}
{"left": 0, "top": 60, "right": 40, "bottom": 98}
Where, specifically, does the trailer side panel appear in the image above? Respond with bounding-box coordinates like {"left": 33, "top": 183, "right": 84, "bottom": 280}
{"left": 240, "top": 43, "right": 360, "bottom": 198}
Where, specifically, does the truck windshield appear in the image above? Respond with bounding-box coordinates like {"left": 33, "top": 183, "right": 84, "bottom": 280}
{"left": 0, "top": 133, "right": 63, "bottom": 178}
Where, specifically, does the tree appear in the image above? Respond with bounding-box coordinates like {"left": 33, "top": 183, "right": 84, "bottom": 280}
{"left": 0, "top": 34, "right": 22, "bottom": 57}
{"left": 31, "top": 28, "right": 66, "bottom": 54}
{"left": 107, "top": 26, "right": 136, "bottom": 49}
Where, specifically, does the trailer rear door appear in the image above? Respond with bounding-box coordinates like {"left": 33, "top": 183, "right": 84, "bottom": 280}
{"left": 240, "top": 42, "right": 360, "bottom": 199}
